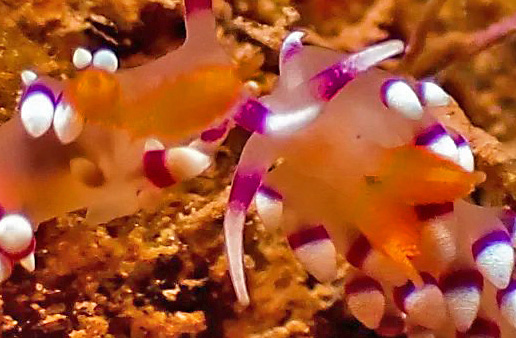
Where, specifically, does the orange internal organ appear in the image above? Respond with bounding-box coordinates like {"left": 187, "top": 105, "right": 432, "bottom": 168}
{"left": 352, "top": 191, "right": 424, "bottom": 286}
{"left": 377, "top": 145, "right": 484, "bottom": 205}
{"left": 66, "top": 65, "right": 242, "bottom": 140}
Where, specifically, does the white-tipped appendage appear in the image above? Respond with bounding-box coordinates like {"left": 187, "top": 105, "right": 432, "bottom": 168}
{"left": 19, "top": 253, "right": 35, "bottom": 272}
{"left": 475, "top": 242, "right": 514, "bottom": 289}
{"left": 428, "top": 134, "right": 459, "bottom": 162}
{"left": 92, "top": 49, "right": 118, "bottom": 73}
{"left": 73, "top": 47, "right": 93, "bottom": 69}
{"left": 20, "top": 70, "right": 38, "bottom": 86}
{"left": 20, "top": 91, "right": 54, "bottom": 138}
{"left": 457, "top": 143, "right": 475, "bottom": 172}
{"left": 404, "top": 284, "right": 446, "bottom": 329}
{"left": 53, "top": 101, "right": 84, "bottom": 144}
{"left": 0, "top": 214, "right": 33, "bottom": 254}
{"left": 383, "top": 80, "right": 423, "bottom": 120}
{"left": 165, "top": 147, "right": 211, "bottom": 181}
{"left": 445, "top": 287, "right": 481, "bottom": 332}
{"left": 349, "top": 40, "right": 405, "bottom": 72}
{"left": 419, "top": 81, "right": 451, "bottom": 107}
{"left": 294, "top": 239, "right": 337, "bottom": 282}
{"left": 255, "top": 191, "right": 283, "bottom": 231}
{"left": 144, "top": 138, "right": 165, "bottom": 152}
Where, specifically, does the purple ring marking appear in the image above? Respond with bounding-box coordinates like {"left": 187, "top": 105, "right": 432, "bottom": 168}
{"left": 257, "top": 185, "right": 283, "bottom": 201}
{"left": 311, "top": 63, "right": 355, "bottom": 101}
{"left": 288, "top": 224, "right": 330, "bottom": 250}
{"left": 346, "top": 235, "right": 372, "bottom": 268}
{"left": 233, "top": 99, "right": 268, "bottom": 134}
{"left": 414, "top": 81, "right": 427, "bottom": 106}
{"left": 380, "top": 78, "right": 405, "bottom": 108}
{"left": 184, "top": 0, "right": 211, "bottom": 15}
{"left": 200, "top": 120, "right": 229, "bottom": 142}
{"left": 20, "top": 83, "right": 57, "bottom": 108}
{"left": 143, "top": 150, "right": 176, "bottom": 188}
{"left": 414, "top": 124, "right": 447, "bottom": 146}
{"left": 453, "top": 134, "right": 468, "bottom": 147}
{"left": 472, "top": 230, "right": 511, "bottom": 260}
{"left": 0, "top": 237, "right": 36, "bottom": 261}
{"left": 497, "top": 278, "right": 516, "bottom": 307}
{"left": 345, "top": 276, "right": 383, "bottom": 296}
{"left": 499, "top": 209, "right": 516, "bottom": 237}
{"left": 392, "top": 272, "right": 437, "bottom": 312}
{"left": 281, "top": 38, "right": 303, "bottom": 63}
{"left": 376, "top": 315, "right": 405, "bottom": 337}
{"left": 229, "top": 171, "right": 262, "bottom": 210}
{"left": 393, "top": 279, "right": 416, "bottom": 312}
{"left": 439, "top": 269, "right": 484, "bottom": 293}
{"left": 456, "top": 318, "right": 500, "bottom": 338}
{"left": 414, "top": 202, "right": 454, "bottom": 221}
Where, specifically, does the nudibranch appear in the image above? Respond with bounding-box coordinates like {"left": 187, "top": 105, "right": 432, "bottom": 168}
{"left": 0, "top": 0, "right": 239, "bottom": 283}
{"left": 224, "top": 31, "right": 516, "bottom": 337}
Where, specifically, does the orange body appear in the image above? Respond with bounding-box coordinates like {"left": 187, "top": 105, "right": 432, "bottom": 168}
{"left": 65, "top": 65, "right": 242, "bottom": 140}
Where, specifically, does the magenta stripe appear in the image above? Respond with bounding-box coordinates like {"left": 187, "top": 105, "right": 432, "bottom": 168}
{"left": 288, "top": 225, "right": 329, "bottom": 250}
{"left": 346, "top": 276, "right": 382, "bottom": 296}
{"left": 497, "top": 278, "right": 516, "bottom": 306}
{"left": 499, "top": 209, "right": 516, "bottom": 236}
{"left": 311, "top": 63, "right": 355, "bottom": 101}
{"left": 472, "top": 230, "right": 510, "bottom": 260}
{"left": 456, "top": 318, "right": 500, "bottom": 338}
{"left": 439, "top": 269, "right": 483, "bottom": 293}
{"left": 257, "top": 185, "right": 283, "bottom": 201}
{"left": 0, "top": 237, "right": 36, "bottom": 261}
{"left": 453, "top": 134, "right": 468, "bottom": 147}
{"left": 376, "top": 315, "right": 405, "bottom": 337}
{"left": 229, "top": 171, "right": 261, "bottom": 209}
{"left": 143, "top": 150, "right": 176, "bottom": 188}
{"left": 200, "top": 120, "right": 228, "bottom": 142}
{"left": 414, "top": 124, "right": 446, "bottom": 146}
{"left": 184, "top": 0, "right": 211, "bottom": 15}
{"left": 414, "top": 202, "right": 454, "bottom": 221}
{"left": 346, "top": 235, "right": 372, "bottom": 268}
{"left": 233, "top": 99, "right": 268, "bottom": 134}
{"left": 20, "top": 83, "right": 57, "bottom": 107}
{"left": 380, "top": 78, "right": 404, "bottom": 108}
{"left": 393, "top": 272, "right": 436, "bottom": 312}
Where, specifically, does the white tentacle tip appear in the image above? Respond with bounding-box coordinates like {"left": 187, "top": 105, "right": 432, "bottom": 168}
{"left": 288, "top": 225, "right": 337, "bottom": 282}
{"left": 20, "top": 70, "right": 38, "bottom": 86}
{"left": 93, "top": 49, "right": 118, "bottom": 73}
{"left": 417, "top": 81, "right": 451, "bottom": 107}
{"left": 381, "top": 79, "right": 423, "bottom": 120}
{"left": 19, "top": 253, "right": 35, "bottom": 272}
{"left": 20, "top": 88, "right": 55, "bottom": 138}
{"left": 0, "top": 214, "right": 34, "bottom": 254}
{"left": 73, "top": 47, "right": 93, "bottom": 69}
{"left": 53, "top": 101, "right": 84, "bottom": 144}
{"left": 144, "top": 138, "right": 165, "bottom": 152}
{"left": 166, "top": 147, "right": 211, "bottom": 181}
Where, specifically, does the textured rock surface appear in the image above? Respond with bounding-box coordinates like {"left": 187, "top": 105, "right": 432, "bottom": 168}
{"left": 1, "top": 0, "right": 516, "bottom": 336}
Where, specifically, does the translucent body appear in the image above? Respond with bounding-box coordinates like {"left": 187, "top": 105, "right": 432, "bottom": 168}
{"left": 0, "top": 115, "right": 145, "bottom": 225}
{"left": 64, "top": 5, "right": 242, "bottom": 142}
{"left": 224, "top": 37, "right": 483, "bottom": 306}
